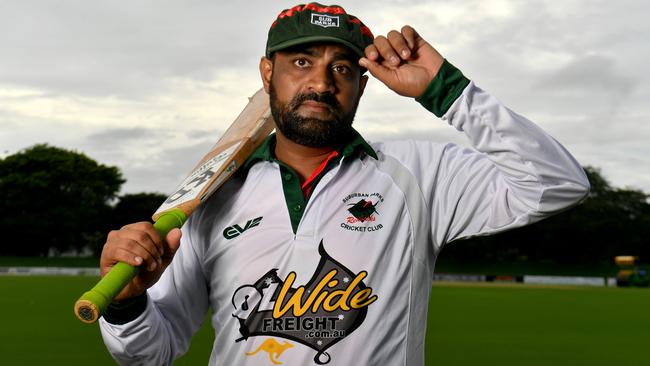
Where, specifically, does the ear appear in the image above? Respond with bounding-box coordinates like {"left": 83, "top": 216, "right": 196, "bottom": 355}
{"left": 358, "top": 74, "right": 369, "bottom": 97}
{"left": 259, "top": 56, "right": 273, "bottom": 93}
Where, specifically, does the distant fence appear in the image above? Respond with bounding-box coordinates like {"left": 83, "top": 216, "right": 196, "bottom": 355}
{"left": 0, "top": 266, "right": 100, "bottom": 276}
{"left": 0, "top": 267, "right": 620, "bottom": 287}
{"left": 434, "top": 273, "right": 618, "bottom": 287}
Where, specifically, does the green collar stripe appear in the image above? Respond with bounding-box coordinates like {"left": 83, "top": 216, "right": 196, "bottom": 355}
{"left": 242, "top": 128, "right": 376, "bottom": 234}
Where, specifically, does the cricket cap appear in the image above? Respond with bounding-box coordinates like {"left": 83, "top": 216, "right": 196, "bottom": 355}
{"left": 265, "top": 3, "right": 374, "bottom": 58}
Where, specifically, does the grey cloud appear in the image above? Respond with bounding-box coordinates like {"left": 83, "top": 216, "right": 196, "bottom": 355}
{"left": 536, "top": 54, "right": 635, "bottom": 95}
{"left": 87, "top": 127, "right": 156, "bottom": 143}
{"left": 2, "top": 0, "right": 649, "bottom": 194}
{"left": 87, "top": 127, "right": 221, "bottom": 147}
{"left": 0, "top": 1, "right": 277, "bottom": 98}
{"left": 120, "top": 140, "right": 216, "bottom": 194}
{"left": 185, "top": 128, "right": 224, "bottom": 141}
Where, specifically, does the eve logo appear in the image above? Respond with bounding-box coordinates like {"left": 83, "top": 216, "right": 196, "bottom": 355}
{"left": 223, "top": 216, "right": 263, "bottom": 239}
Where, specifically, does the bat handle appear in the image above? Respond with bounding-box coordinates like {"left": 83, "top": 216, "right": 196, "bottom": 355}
{"left": 73, "top": 209, "right": 187, "bottom": 324}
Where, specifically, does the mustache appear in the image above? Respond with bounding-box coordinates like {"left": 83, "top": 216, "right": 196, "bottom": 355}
{"left": 289, "top": 92, "right": 341, "bottom": 112}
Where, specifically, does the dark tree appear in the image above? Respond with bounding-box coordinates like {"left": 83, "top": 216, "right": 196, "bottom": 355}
{"left": 109, "top": 192, "right": 167, "bottom": 229}
{"left": 84, "top": 192, "right": 168, "bottom": 256}
{"left": 0, "top": 144, "right": 125, "bottom": 256}
{"left": 440, "top": 166, "right": 650, "bottom": 268}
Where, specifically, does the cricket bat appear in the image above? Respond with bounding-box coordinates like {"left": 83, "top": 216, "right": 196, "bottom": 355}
{"left": 74, "top": 88, "right": 275, "bottom": 323}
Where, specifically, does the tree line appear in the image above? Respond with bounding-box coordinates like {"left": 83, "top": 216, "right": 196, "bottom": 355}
{"left": 1, "top": 144, "right": 649, "bottom": 266}
{"left": 441, "top": 167, "right": 650, "bottom": 267}
{"left": 0, "top": 145, "right": 165, "bottom": 257}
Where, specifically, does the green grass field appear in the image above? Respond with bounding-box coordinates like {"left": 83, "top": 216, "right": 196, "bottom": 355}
{"left": 1, "top": 276, "right": 649, "bottom": 365}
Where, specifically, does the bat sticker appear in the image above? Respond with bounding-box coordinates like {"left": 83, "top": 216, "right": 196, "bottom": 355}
{"left": 154, "top": 143, "right": 240, "bottom": 216}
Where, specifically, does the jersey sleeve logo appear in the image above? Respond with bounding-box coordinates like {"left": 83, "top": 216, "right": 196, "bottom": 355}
{"left": 230, "top": 241, "right": 377, "bottom": 365}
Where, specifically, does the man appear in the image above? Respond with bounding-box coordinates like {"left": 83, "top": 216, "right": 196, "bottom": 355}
{"left": 99, "top": 3, "right": 589, "bottom": 365}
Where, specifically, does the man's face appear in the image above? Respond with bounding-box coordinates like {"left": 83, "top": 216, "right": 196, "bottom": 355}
{"left": 261, "top": 43, "right": 368, "bottom": 148}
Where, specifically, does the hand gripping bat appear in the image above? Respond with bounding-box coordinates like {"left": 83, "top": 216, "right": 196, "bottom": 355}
{"left": 74, "top": 88, "right": 274, "bottom": 323}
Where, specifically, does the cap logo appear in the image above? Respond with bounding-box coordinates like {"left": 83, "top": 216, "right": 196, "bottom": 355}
{"left": 311, "top": 13, "right": 339, "bottom": 28}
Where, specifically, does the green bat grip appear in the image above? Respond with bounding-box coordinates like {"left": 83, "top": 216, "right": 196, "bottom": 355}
{"left": 74, "top": 209, "right": 187, "bottom": 324}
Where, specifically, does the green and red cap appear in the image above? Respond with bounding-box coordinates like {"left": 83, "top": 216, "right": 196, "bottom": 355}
{"left": 266, "top": 3, "right": 374, "bottom": 58}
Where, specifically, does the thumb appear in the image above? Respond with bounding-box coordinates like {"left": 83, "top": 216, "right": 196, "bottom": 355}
{"left": 162, "top": 228, "right": 182, "bottom": 263}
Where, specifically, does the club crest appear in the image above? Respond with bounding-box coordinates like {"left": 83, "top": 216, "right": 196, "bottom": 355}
{"left": 340, "top": 192, "right": 385, "bottom": 232}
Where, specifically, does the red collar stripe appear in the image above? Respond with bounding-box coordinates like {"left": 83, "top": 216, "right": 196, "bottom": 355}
{"left": 301, "top": 150, "right": 340, "bottom": 198}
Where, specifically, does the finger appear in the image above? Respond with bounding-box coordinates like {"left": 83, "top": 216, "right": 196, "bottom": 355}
{"left": 387, "top": 30, "right": 411, "bottom": 60}
{"left": 119, "top": 223, "right": 164, "bottom": 258}
{"left": 100, "top": 246, "right": 148, "bottom": 277}
{"left": 373, "top": 35, "right": 400, "bottom": 66}
{"left": 165, "top": 228, "right": 182, "bottom": 251}
{"left": 359, "top": 57, "right": 393, "bottom": 83}
{"left": 123, "top": 228, "right": 164, "bottom": 260}
{"left": 108, "top": 232, "right": 162, "bottom": 272}
{"left": 401, "top": 25, "right": 418, "bottom": 49}
{"left": 102, "top": 237, "right": 161, "bottom": 272}
{"left": 121, "top": 239, "right": 161, "bottom": 271}
{"left": 364, "top": 44, "right": 379, "bottom": 61}
{"left": 161, "top": 228, "right": 182, "bottom": 266}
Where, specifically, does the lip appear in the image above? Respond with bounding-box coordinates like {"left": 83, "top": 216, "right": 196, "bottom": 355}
{"left": 300, "top": 100, "right": 332, "bottom": 113}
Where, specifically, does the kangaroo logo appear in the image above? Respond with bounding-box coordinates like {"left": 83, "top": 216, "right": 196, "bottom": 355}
{"left": 245, "top": 338, "right": 294, "bottom": 365}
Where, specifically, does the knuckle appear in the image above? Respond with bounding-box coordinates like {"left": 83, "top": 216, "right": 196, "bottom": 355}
{"left": 387, "top": 30, "right": 401, "bottom": 38}
{"left": 120, "top": 223, "right": 133, "bottom": 230}
{"left": 124, "top": 240, "right": 148, "bottom": 258}
{"left": 122, "top": 239, "right": 137, "bottom": 250}
{"left": 123, "top": 221, "right": 149, "bottom": 230}
{"left": 135, "top": 231, "right": 150, "bottom": 243}
{"left": 107, "top": 229, "right": 120, "bottom": 240}
{"left": 100, "top": 243, "right": 113, "bottom": 259}
{"left": 374, "top": 35, "right": 387, "bottom": 43}
{"left": 140, "top": 221, "right": 154, "bottom": 228}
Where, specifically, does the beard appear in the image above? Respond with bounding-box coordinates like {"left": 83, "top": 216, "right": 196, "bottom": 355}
{"left": 269, "top": 82, "right": 360, "bottom": 148}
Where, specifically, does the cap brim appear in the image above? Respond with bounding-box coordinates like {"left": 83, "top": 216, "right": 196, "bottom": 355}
{"left": 267, "top": 35, "right": 365, "bottom": 58}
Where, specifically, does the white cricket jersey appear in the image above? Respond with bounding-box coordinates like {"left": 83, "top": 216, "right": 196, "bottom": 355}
{"left": 100, "top": 76, "right": 589, "bottom": 365}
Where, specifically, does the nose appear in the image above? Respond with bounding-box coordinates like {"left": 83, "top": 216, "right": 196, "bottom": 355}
{"left": 307, "top": 65, "right": 335, "bottom": 94}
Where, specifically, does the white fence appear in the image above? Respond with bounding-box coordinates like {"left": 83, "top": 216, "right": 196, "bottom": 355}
{"left": 0, "top": 267, "right": 620, "bottom": 287}
{"left": 0, "top": 266, "right": 100, "bottom": 276}
{"left": 434, "top": 273, "right": 616, "bottom": 287}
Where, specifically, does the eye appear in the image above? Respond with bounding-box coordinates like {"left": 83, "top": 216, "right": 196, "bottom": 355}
{"left": 293, "top": 58, "right": 310, "bottom": 68}
{"left": 333, "top": 64, "right": 351, "bottom": 75}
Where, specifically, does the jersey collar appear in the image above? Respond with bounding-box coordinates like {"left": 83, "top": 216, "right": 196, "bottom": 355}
{"left": 243, "top": 128, "right": 377, "bottom": 170}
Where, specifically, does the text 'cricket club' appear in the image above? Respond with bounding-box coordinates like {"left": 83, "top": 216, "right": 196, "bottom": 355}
{"left": 340, "top": 192, "right": 385, "bottom": 233}
{"left": 230, "top": 241, "right": 378, "bottom": 365}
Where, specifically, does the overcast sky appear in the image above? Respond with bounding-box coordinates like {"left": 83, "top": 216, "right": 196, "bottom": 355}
{"left": 1, "top": 0, "right": 648, "bottom": 195}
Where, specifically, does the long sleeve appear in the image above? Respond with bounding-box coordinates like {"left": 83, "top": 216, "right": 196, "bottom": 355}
{"left": 98, "top": 219, "right": 209, "bottom": 365}
{"left": 437, "top": 80, "right": 588, "bottom": 243}
{"left": 378, "top": 60, "right": 590, "bottom": 252}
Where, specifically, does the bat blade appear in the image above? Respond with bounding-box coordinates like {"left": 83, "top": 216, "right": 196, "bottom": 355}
{"left": 153, "top": 88, "right": 274, "bottom": 221}
{"left": 74, "top": 88, "right": 275, "bottom": 323}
